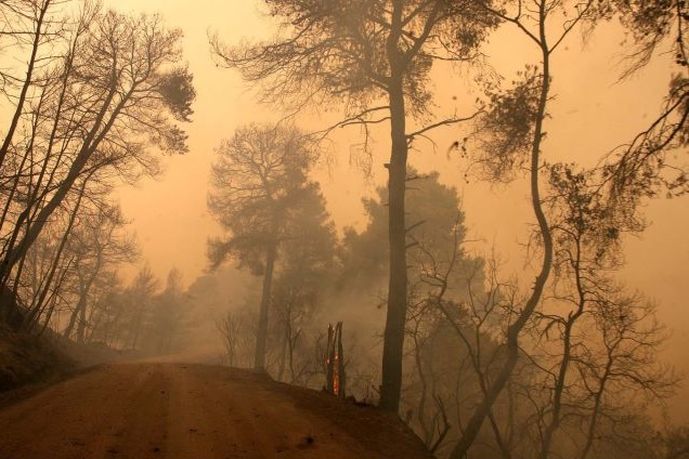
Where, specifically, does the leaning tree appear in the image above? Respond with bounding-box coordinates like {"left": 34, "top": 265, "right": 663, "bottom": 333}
{"left": 0, "top": 6, "right": 195, "bottom": 318}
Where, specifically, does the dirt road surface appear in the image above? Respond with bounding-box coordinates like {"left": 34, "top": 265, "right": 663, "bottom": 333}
{"left": 0, "top": 363, "right": 433, "bottom": 459}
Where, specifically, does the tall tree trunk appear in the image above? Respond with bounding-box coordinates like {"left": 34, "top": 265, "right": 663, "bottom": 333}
{"left": 254, "top": 241, "right": 276, "bottom": 371}
{"left": 380, "top": 71, "right": 409, "bottom": 412}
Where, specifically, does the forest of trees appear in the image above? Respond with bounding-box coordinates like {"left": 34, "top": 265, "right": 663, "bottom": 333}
{"left": 0, "top": 0, "right": 195, "bottom": 352}
{"left": 207, "top": 1, "right": 689, "bottom": 458}
{"left": 0, "top": 1, "right": 688, "bottom": 459}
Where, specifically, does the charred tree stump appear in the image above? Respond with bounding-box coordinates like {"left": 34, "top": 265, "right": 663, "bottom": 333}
{"left": 325, "top": 322, "right": 345, "bottom": 398}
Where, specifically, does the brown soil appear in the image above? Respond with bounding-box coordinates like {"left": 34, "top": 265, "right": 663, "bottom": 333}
{"left": 0, "top": 363, "right": 433, "bottom": 459}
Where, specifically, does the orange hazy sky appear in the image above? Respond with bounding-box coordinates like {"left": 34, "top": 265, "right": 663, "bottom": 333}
{"left": 104, "top": 0, "right": 688, "bottom": 420}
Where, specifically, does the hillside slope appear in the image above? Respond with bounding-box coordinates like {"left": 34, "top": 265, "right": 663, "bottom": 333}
{"left": 0, "top": 326, "right": 73, "bottom": 392}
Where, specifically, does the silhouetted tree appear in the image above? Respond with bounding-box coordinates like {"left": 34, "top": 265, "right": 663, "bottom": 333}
{"left": 339, "top": 170, "right": 482, "bottom": 302}
{"left": 208, "top": 123, "right": 318, "bottom": 371}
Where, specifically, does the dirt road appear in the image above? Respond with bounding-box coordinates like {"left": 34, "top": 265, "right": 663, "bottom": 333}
{"left": 0, "top": 363, "right": 432, "bottom": 459}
